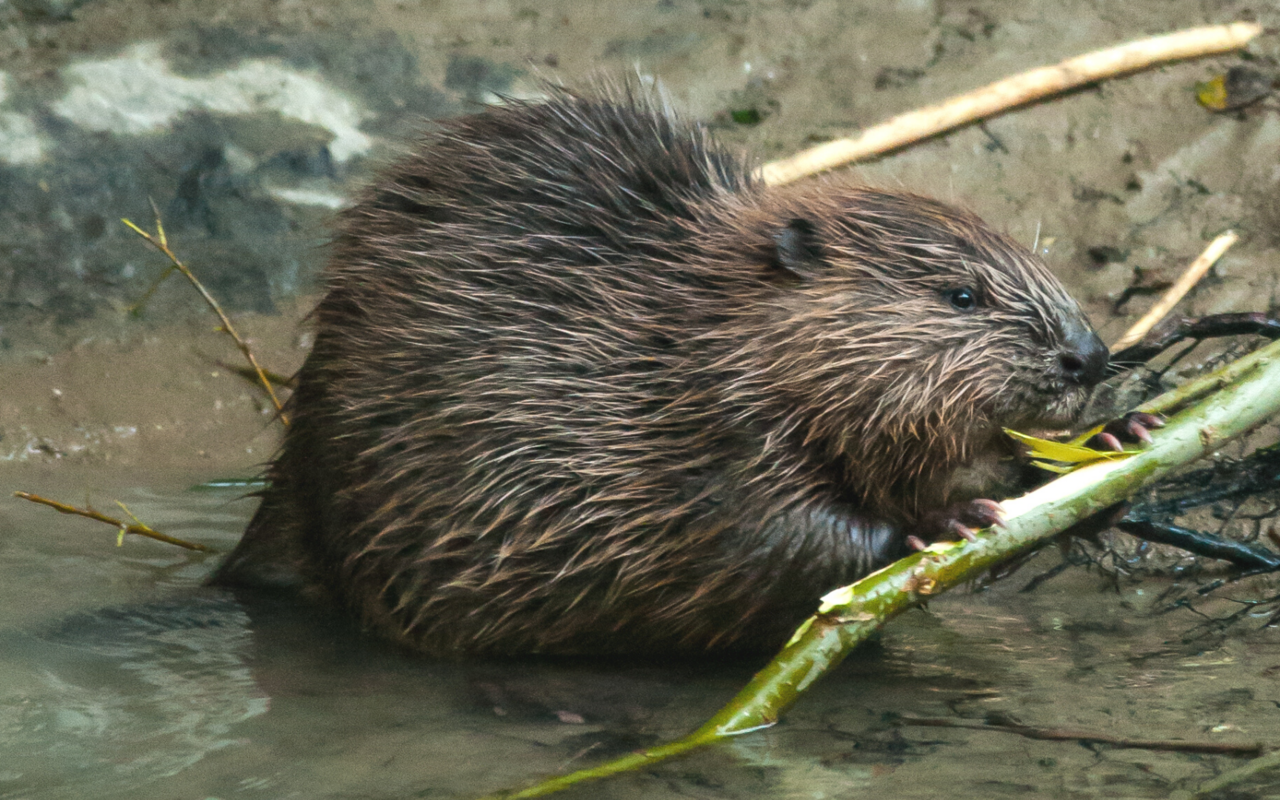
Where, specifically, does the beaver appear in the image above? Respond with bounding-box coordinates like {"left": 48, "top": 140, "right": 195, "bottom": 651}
{"left": 211, "top": 87, "right": 1112, "bottom": 656}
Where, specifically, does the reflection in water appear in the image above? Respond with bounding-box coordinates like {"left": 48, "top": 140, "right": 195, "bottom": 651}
{"left": 0, "top": 594, "right": 267, "bottom": 797}
{"left": 1, "top": 479, "right": 1276, "bottom": 799}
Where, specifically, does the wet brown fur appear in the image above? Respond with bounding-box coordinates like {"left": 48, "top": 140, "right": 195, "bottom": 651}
{"left": 212, "top": 87, "right": 1106, "bottom": 656}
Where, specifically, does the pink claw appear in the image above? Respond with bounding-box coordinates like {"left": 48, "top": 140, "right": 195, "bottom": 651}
{"left": 970, "top": 498, "right": 1006, "bottom": 528}
{"left": 1127, "top": 419, "right": 1153, "bottom": 444}
{"left": 947, "top": 521, "right": 979, "bottom": 542}
{"left": 1096, "top": 432, "right": 1124, "bottom": 452}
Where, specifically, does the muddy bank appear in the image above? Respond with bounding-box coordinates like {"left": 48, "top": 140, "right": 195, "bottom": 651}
{"left": 0, "top": 299, "right": 308, "bottom": 471}
{"left": 1, "top": 1, "right": 1279, "bottom": 471}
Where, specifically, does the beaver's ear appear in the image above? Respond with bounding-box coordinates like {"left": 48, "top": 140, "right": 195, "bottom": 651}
{"left": 768, "top": 217, "right": 826, "bottom": 282}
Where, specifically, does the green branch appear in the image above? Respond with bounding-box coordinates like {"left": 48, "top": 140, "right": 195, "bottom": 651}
{"left": 475, "top": 337, "right": 1280, "bottom": 800}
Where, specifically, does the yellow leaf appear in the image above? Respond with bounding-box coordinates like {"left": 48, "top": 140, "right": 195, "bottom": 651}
{"left": 1005, "top": 428, "right": 1133, "bottom": 474}
{"left": 1196, "top": 74, "right": 1230, "bottom": 111}
{"left": 1067, "top": 423, "right": 1105, "bottom": 447}
{"left": 1029, "top": 460, "right": 1074, "bottom": 474}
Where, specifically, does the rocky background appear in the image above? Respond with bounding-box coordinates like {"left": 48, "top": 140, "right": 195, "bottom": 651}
{"left": 0, "top": 0, "right": 1276, "bottom": 469}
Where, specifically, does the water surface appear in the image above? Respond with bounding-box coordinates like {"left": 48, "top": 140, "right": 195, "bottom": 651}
{"left": 1, "top": 471, "right": 1275, "bottom": 799}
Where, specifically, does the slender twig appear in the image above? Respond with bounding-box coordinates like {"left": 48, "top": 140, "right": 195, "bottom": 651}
{"left": 1117, "top": 519, "right": 1280, "bottom": 572}
{"left": 1111, "top": 231, "right": 1240, "bottom": 352}
{"left": 1109, "top": 311, "right": 1280, "bottom": 368}
{"left": 13, "top": 491, "right": 216, "bottom": 552}
{"left": 122, "top": 213, "right": 290, "bottom": 425}
{"left": 760, "top": 23, "right": 1262, "bottom": 185}
{"left": 214, "top": 359, "right": 297, "bottom": 390}
{"left": 897, "top": 715, "right": 1266, "bottom": 757}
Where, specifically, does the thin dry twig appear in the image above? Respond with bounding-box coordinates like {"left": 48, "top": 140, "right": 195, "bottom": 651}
{"left": 897, "top": 715, "right": 1267, "bottom": 757}
{"left": 13, "top": 491, "right": 216, "bottom": 552}
{"left": 1110, "top": 230, "right": 1240, "bottom": 352}
{"left": 122, "top": 211, "right": 290, "bottom": 425}
{"left": 760, "top": 23, "right": 1263, "bottom": 185}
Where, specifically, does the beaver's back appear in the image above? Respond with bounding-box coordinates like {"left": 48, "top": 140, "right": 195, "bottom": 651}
{"left": 212, "top": 92, "right": 842, "bottom": 653}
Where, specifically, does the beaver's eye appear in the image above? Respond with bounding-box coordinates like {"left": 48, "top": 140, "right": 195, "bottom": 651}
{"left": 943, "top": 287, "right": 978, "bottom": 312}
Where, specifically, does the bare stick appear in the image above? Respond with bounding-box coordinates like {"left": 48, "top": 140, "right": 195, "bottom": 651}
{"left": 1110, "top": 231, "right": 1239, "bottom": 352}
{"left": 14, "top": 491, "right": 216, "bottom": 552}
{"left": 122, "top": 214, "right": 290, "bottom": 425}
{"left": 760, "top": 23, "right": 1263, "bottom": 186}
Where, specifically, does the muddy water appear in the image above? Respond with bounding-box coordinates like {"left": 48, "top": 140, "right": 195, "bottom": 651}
{"left": 1, "top": 470, "right": 1275, "bottom": 800}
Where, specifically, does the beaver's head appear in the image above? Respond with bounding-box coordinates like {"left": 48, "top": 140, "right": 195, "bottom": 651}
{"left": 708, "top": 186, "right": 1107, "bottom": 510}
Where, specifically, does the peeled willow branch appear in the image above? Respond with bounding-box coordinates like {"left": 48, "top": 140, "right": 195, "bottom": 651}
{"left": 476, "top": 337, "right": 1280, "bottom": 799}
{"left": 1110, "top": 231, "right": 1240, "bottom": 352}
{"left": 760, "top": 22, "right": 1262, "bottom": 185}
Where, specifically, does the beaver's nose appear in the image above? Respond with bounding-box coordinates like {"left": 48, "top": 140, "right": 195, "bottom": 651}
{"left": 1058, "top": 320, "right": 1109, "bottom": 387}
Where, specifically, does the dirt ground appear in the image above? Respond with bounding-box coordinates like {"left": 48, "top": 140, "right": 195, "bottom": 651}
{"left": 0, "top": 1, "right": 1277, "bottom": 471}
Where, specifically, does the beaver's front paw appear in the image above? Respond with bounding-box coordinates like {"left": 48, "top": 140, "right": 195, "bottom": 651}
{"left": 906, "top": 498, "right": 1005, "bottom": 552}
{"left": 1086, "top": 411, "right": 1164, "bottom": 452}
